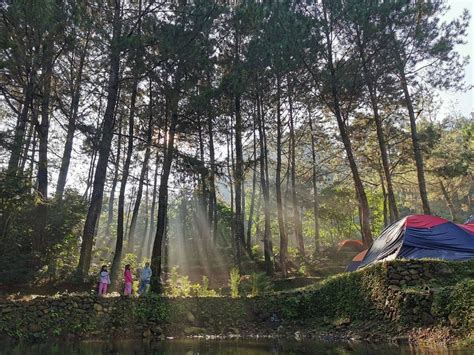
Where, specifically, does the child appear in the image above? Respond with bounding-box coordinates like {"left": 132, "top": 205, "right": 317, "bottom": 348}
{"left": 124, "top": 264, "right": 133, "bottom": 296}
{"left": 98, "top": 265, "right": 110, "bottom": 296}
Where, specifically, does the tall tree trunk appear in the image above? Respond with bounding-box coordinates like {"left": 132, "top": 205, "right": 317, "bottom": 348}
{"left": 33, "top": 59, "right": 52, "bottom": 252}
{"left": 379, "top": 166, "right": 388, "bottom": 227}
{"left": 56, "top": 32, "right": 90, "bottom": 200}
{"left": 246, "top": 123, "right": 258, "bottom": 252}
{"left": 127, "top": 115, "right": 153, "bottom": 252}
{"left": 288, "top": 79, "right": 304, "bottom": 256}
{"left": 36, "top": 65, "right": 52, "bottom": 200}
{"left": 28, "top": 123, "right": 37, "bottom": 183}
{"left": 104, "top": 112, "right": 123, "bottom": 239}
{"left": 275, "top": 77, "right": 288, "bottom": 276}
{"left": 110, "top": 77, "right": 138, "bottom": 288}
{"left": 207, "top": 107, "right": 217, "bottom": 245}
{"left": 139, "top": 173, "right": 149, "bottom": 262}
{"left": 308, "top": 115, "right": 320, "bottom": 256}
{"left": 232, "top": 30, "right": 244, "bottom": 268}
{"left": 8, "top": 80, "right": 34, "bottom": 175}
{"left": 148, "top": 148, "right": 160, "bottom": 257}
{"left": 355, "top": 30, "right": 399, "bottom": 222}
{"left": 439, "top": 180, "right": 457, "bottom": 221}
{"left": 150, "top": 96, "right": 178, "bottom": 292}
{"left": 321, "top": 5, "right": 372, "bottom": 247}
{"left": 197, "top": 116, "right": 208, "bottom": 215}
{"left": 227, "top": 120, "right": 235, "bottom": 256}
{"left": 19, "top": 121, "right": 34, "bottom": 173}
{"left": 399, "top": 67, "right": 431, "bottom": 215}
{"left": 83, "top": 148, "right": 97, "bottom": 201}
{"left": 77, "top": 0, "right": 122, "bottom": 279}
{"left": 257, "top": 94, "right": 273, "bottom": 276}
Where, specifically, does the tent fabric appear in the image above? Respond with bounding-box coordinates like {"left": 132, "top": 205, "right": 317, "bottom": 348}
{"left": 460, "top": 223, "right": 474, "bottom": 234}
{"left": 337, "top": 239, "right": 365, "bottom": 252}
{"left": 404, "top": 215, "right": 448, "bottom": 229}
{"left": 345, "top": 250, "right": 367, "bottom": 272}
{"left": 352, "top": 215, "right": 474, "bottom": 271}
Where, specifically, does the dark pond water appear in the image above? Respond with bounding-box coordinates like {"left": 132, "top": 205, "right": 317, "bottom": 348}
{"left": 1, "top": 338, "right": 472, "bottom": 355}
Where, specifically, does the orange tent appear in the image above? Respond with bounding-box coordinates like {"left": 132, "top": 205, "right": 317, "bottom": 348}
{"left": 337, "top": 239, "right": 365, "bottom": 252}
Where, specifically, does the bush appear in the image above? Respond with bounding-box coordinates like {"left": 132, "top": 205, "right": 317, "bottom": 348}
{"left": 229, "top": 267, "right": 241, "bottom": 298}
{"left": 240, "top": 272, "right": 273, "bottom": 297}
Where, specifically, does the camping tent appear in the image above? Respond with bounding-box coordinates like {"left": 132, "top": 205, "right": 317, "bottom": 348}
{"left": 337, "top": 239, "right": 365, "bottom": 252}
{"left": 349, "top": 215, "right": 474, "bottom": 271}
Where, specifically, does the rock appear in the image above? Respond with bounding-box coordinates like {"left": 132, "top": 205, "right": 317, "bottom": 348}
{"left": 93, "top": 303, "right": 103, "bottom": 312}
{"left": 421, "top": 312, "right": 435, "bottom": 325}
{"left": 438, "top": 265, "right": 453, "bottom": 275}
{"left": 186, "top": 311, "right": 195, "bottom": 323}
{"left": 143, "top": 329, "right": 152, "bottom": 338}
{"left": 152, "top": 326, "right": 162, "bottom": 335}
{"left": 294, "top": 331, "right": 303, "bottom": 341}
{"left": 393, "top": 335, "right": 410, "bottom": 343}
{"left": 390, "top": 273, "right": 402, "bottom": 280}
{"left": 448, "top": 314, "right": 461, "bottom": 327}
{"left": 228, "top": 327, "right": 240, "bottom": 335}
{"left": 388, "top": 285, "right": 401, "bottom": 292}
{"left": 184, "top": 326, "right": 205, "bottom": 336}
{"left": 29, "top": 323, "right": 42, "bottom": 333}
{"left": 2, "top": 307, "right": 12, "bottom": 314}
{"left": 408, "top": 269, "right": 418, "bottom": 275}
{"left": 332, "top": 317, "right": 351, "bottom": 327}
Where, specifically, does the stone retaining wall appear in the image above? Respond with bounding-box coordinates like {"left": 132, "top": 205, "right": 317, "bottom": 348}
{"left": 0, "top": 260, "right": 471, "bottom": 343}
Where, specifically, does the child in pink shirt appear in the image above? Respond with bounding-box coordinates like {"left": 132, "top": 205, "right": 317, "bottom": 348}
{"left": 98, "top": 265, "right": 110, "bottom": 296}
{"left": 124, "top": 264, "right": 133, "bottom": 296}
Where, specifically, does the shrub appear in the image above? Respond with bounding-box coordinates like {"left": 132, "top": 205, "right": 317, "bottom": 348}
{"left": 241, "top": 272, "right": 273, "bottom": 297}
{"left": 229, "top": 267, "right": 241, "bottom": 298}
{"left": 165, "top": 266, "right": 192, "bottom": 297}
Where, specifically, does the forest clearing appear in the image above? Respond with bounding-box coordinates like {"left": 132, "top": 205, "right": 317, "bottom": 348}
{"left": 0, "top": 0, "right": 473, "bottom": 353}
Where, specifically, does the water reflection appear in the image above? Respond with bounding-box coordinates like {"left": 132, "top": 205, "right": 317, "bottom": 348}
{"left": 2, "top": 338, "right": 472, "bottom": 355}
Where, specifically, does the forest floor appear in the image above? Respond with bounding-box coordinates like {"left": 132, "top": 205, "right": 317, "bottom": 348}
{"left": 0, "top": 248, "right": 354, "bottom": 300}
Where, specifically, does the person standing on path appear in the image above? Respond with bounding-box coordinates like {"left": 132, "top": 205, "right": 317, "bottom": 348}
{"left": 98, "top": 265, "right": 110, "bottom": 296}
{"left": 138, "top": 262, "right": 152, "bottom": 295}
{"left": 123, "top": 264, "right": 133, "bottom": 296}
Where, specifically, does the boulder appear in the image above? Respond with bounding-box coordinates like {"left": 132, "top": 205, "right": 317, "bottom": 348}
{"left": 186, "top": 311, "right": 195, "bottom": 323}
{"left": 421, "top": 312, "right": 435, "bottom": 325}
{"left": 29, "top": 323, "right": 42, "bottom": 333}
{"left": 184, "top": 326, "right": 205, "bottom": 336}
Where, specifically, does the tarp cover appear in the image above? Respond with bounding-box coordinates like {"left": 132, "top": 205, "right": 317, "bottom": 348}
{"left": 355, "top": 215, "right": 474, "bottom": 270}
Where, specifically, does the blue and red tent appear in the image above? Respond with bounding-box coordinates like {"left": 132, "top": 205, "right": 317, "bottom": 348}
{"left": 347, "top": 215, "right": 474, "bottom": 271}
